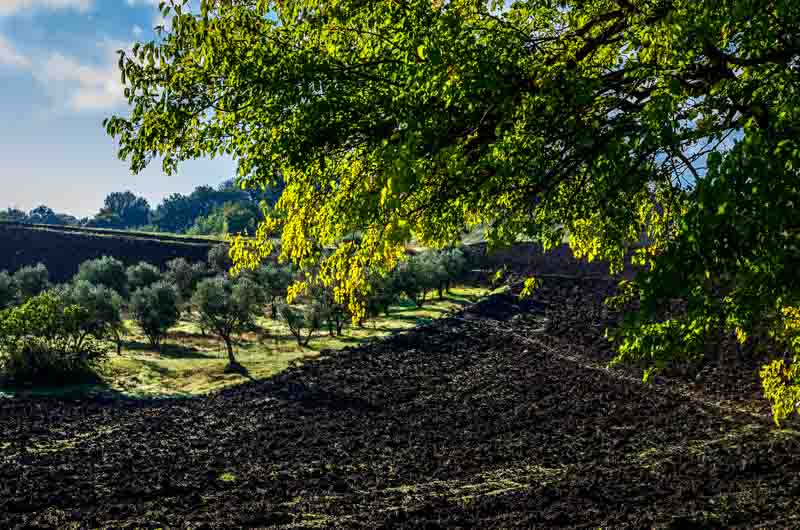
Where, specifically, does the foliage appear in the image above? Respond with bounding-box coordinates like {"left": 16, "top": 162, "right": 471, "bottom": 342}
{"left": 130, "top": 283, "right": 180, "bottom": 349}
{"left": 277, "top": 302, "right": 323, "bottom": 347}
{"left": 0, "top": 208, "right": 28, "bottom": 223}
{"left": 0, "top": 292, "right": 108, "bottom": 383}
{"left": 13, "top": 263, "right": 50, "bottom": 301}
{"left": 207, "top": 243, "right": 233, "bottom": 274}
{"left": 364, "top": 271, "right": 401, "bottom": 320}
{"left": 250, "top": 263, "right": 295, "bottom": 318}
{"left": 0, "top": 271, "right": 16, "bottom": 310}
{"left": 165, "top": 257, "right": 207, "bottom": 303}
{"left": 152, "top": 180, "right": 280, "bottom": 233}
{"left": 56, "top": 280, "right": 126, "bottom": 354}
{"left": 127, "top": 261, "right": 163, "bottom": 292}
{"left": 107, "top": 0, "right": 800, "bottom": 419}
{"left": 75, "top": 256, "right": 128, "bottom": 297}
{"left": 187, "top": 208, "right": 226, "bottom": 236}
{"left": 311, "top": 282, "right": 351, "bottom": 336}
{"left": 760, "top": 307, "right": 800, "bottom": 425}
{"left": 0, "top": 206, "right": 78, "bottom": 226}
{"left": 27, "top": 205, "right": 75, "bottom": 226}
{"left": 192, "top": 275, "right": 264, "bottom": 367}
{"left": 89, "top": 191, "right": 151, "bottom": 229}
{"left": 394, "top": 253, "right": 440, "bottom": 308}
{"left": 439, "top": 248, "right": 467, "bottom": 295}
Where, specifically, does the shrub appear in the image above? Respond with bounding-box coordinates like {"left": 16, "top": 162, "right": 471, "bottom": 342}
{"left": 0, "top": 293, "right": 108, "bottom": 384}
{"left": 207, "top": 244, "right": 233, "bottom": 274}
{"left": 56, "top": 280, "right": 126, "bottom": 354}
{"left": 193, "top": 276, "right": 264, "bottom": 370}
{"left": 129, "top": 283, "right": 180, "bottom": 350}
{"left": 0, "top": 271, "right": 17, "bottom": 310}
{"left": 126, "top": 262, "right": 162, "bottom": 292}
{"left": 277, "top": 302, "right": 322, "bottom": 347}
{"left": 13, "top": 263, "right": 50, "bottom": 301}
{"left": 75, "top": 256, "right": 128, "bottom": 296}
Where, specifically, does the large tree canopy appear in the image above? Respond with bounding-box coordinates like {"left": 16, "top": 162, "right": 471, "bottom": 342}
{"left": 106, "top": 0, "right": 800, "bottom": 421}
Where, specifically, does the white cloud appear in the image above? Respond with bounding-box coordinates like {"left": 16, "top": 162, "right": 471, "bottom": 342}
{"left": 0, "top": 0, "right": 92, "bottom": 16}
{"left": 0, "top": 33, "right": 29, "bottom": 66}
{"left": 46, "top": 39, "right": 131, "bottom": 111}
{"left": 132, "top": 24, "right": 143, "bottom": 36}
{"left": 7, "top": 37, "right": 132, "bottom": 112}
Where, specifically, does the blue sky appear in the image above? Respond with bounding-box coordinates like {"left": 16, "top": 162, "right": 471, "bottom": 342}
{"left": 0, "top": 0, "right": 235, "bottom": 217}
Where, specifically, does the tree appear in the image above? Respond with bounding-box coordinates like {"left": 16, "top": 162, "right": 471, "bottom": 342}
{"left": 0, "top": 271, "right": 17, "bottom": 310}
{"left": 277, "top": 302, "right": 323, "bottom": 348}
{"left": 394, "top": 254, "right": 438, "bottom": 308}
{"left": 129, "top": 283, "right": 180, "bottom": 350}
{"left": 127, "top": 262, "right": 162, "bottom": 292}
{"left": 364, "top": 271, "right": 400, "bottom": 320}
{"left": 75, "top": 257, "right": 128, "bottom": 296}
{"left": 0, "top": 208, "right": 28, "bottom": 223}
{"left": 187, "top": 209, "right": 226, "bottom": 236}
{"left": 153, "top": 193, "right": 197, "bottom": 233}
{"left": 251, "top": 264, "right": 294, "bottom": 319}
{"left": 440, "top": 248, "right": 467, "bottom": 296}
{"left": 27, "top": 205, "right": 66, "bottom": 225}
{"left": 56, "top": 280, "right": 126, "bottom": 355}
{"left": 13, "top": 264, "right": 50, "bottom": 301}
{"left": 107, "top": 1, "right": 800, "bottom": 421}
{"left": 311, "top": 282, "right": 351, "bottom": 336}
{"left": 0, "top": 292, "right": 109, "bottom": 383}
{"left": 94, "top": 191, "right": 151, "bottom": 228}
{"left": 207, "top": 244, "right": 233, "bottom": 274}
{"left": 192, "top": 276, "right": 264, "bottom": 371}
{"left": 165, "top": 258, "right": 207, "bottom": 304}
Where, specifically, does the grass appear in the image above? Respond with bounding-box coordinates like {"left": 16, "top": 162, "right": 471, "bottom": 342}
{"left": 11, "top": 285, "right": 486, "bottom": 399}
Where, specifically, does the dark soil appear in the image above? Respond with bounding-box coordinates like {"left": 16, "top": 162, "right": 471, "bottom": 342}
{"left": 3, "top": 278, "right": 800, "bottom": 529}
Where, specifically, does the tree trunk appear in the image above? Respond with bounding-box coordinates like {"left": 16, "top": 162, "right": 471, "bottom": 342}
{"left": 224, "top": 336, "right": 237, "bottom": 366}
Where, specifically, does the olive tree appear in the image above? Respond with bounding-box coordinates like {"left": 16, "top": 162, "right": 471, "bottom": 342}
{"left": 192, "top": 276, "right": 264, "bottom": 371}
{"left": 75, "top": 256, "right": 128, "bottom": 297}
{"left": 57, "top": 280, "right": 126, "bottom": 355}
{"left": 165, "top": 257, "right": 207, "bottom": 304}
{"left": 13, "top": 263, "right": 50, "bottom": 301}
{"left": 126, "top": 262, "right": 162, "bottom": 292}
{"left": 251, "top": 264, "right": 294, "bottom": 319}
{"left": 130, "top": 283, "right": 180, "bottom": 350}
{"left": 207, "top": 243, "right": 232, "bottom": 275}
{"left": 277, "top": 302, "right": 323, "bottom": 348}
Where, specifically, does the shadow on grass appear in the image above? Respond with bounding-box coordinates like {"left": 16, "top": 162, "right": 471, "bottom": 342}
{"left": 121, "top": 340, "right": 216, "bottom": 360}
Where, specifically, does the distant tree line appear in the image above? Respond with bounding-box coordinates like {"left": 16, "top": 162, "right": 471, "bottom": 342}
{"left": 0, "top": 178, "right": 284, "bottom": 236}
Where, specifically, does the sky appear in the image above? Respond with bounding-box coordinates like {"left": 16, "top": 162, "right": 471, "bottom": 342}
{"left": 0, "top": 0, "right": 236, "bottom": 217}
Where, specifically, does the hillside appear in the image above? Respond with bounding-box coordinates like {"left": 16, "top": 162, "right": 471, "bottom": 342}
{"left": 2, "top": 277, "right": 798, "bottom": 528}
{"left": 0, "top": 222, "right": 220, "bottom": 282}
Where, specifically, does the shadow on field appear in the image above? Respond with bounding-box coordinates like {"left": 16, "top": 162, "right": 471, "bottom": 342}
{"left": 121, "top": 340, "right": 216, "bottom": 360}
